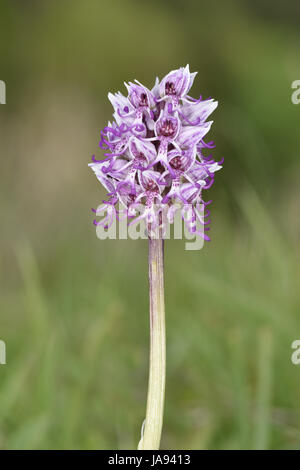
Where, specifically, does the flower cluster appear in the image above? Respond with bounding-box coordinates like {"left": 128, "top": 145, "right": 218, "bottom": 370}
{"left": 89, "top": 65, "right": 222, "bottom": 240}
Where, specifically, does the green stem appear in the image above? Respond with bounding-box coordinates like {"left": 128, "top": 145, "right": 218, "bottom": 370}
{"left": 138, "top": 233, "right": 166, "bottom": 450}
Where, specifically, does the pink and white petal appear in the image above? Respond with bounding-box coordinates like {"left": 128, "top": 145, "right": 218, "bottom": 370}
{"left": 176, "top": 122, "right": 212, "bottom": 149}
{"left": 151, "top": 76, "right": 160, "bottom": 99}
{"left": 89, "top": 163, "right": 116, "bottom": 193}
{"left": 181, "top": 99, "right": 218, "bottom": 125}
{"left": 129, "top": 138, "right": 157, "bottom": 166}
{"left": 138, "top": 170, "right": 162, "bottom": 193}
{"left": 108, "top": 92, "right": 132, "bottom": 114}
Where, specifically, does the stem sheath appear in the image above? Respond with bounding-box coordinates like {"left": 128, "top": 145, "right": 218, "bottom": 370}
{"left": 138, "top": 233, "right": 166, "bottom": 450}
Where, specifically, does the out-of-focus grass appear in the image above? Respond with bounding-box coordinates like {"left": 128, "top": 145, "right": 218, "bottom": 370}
{"left": 1, "top": 183, "right": 300, "bottom": 450}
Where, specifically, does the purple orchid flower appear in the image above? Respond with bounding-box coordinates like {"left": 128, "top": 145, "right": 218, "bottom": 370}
{"left": 90, "top": 64, "right": 222, "bottom": 241}
{"left": 89, "top": 66, "right": 223, "bottom": 450}
{"left": 159, "top": 64, "right": 197, "bottom": 102}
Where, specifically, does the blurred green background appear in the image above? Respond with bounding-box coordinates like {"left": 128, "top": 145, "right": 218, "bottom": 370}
{"left": 1, "top": 0, "right": 300, "bottom": 450}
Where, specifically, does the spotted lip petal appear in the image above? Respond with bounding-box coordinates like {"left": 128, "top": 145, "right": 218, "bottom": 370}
{"left": 129, "top": 139, "right": 157, "bottom": 168}
{"left": 167, "top": 146, "right": 196, "bottom": 175}
{"left": 90, "top": 65, "right": 222, "bottom": 239}
{"left": 154, "top": 112, "right": 180, "bottom": 141}
{"left": 138, "top": 170, "right": 163, "bottom": 194}
{"left": 125, "top": 81, "right": 156, "bottom": 110}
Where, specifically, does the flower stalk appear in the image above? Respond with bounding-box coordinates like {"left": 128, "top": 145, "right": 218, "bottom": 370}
{"left": 89, "top": 66, "right": 223, "bottom": 450}
{"left": 138, "top": 228, "right": 166, "bottom": 450}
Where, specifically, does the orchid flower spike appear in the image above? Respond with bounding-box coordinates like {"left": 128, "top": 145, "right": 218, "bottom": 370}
{"left": 89, "top": 66, "right": 223, "bottom": 450}
{"left": 90, "top": 65, "right": 222, "bottom": 241}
